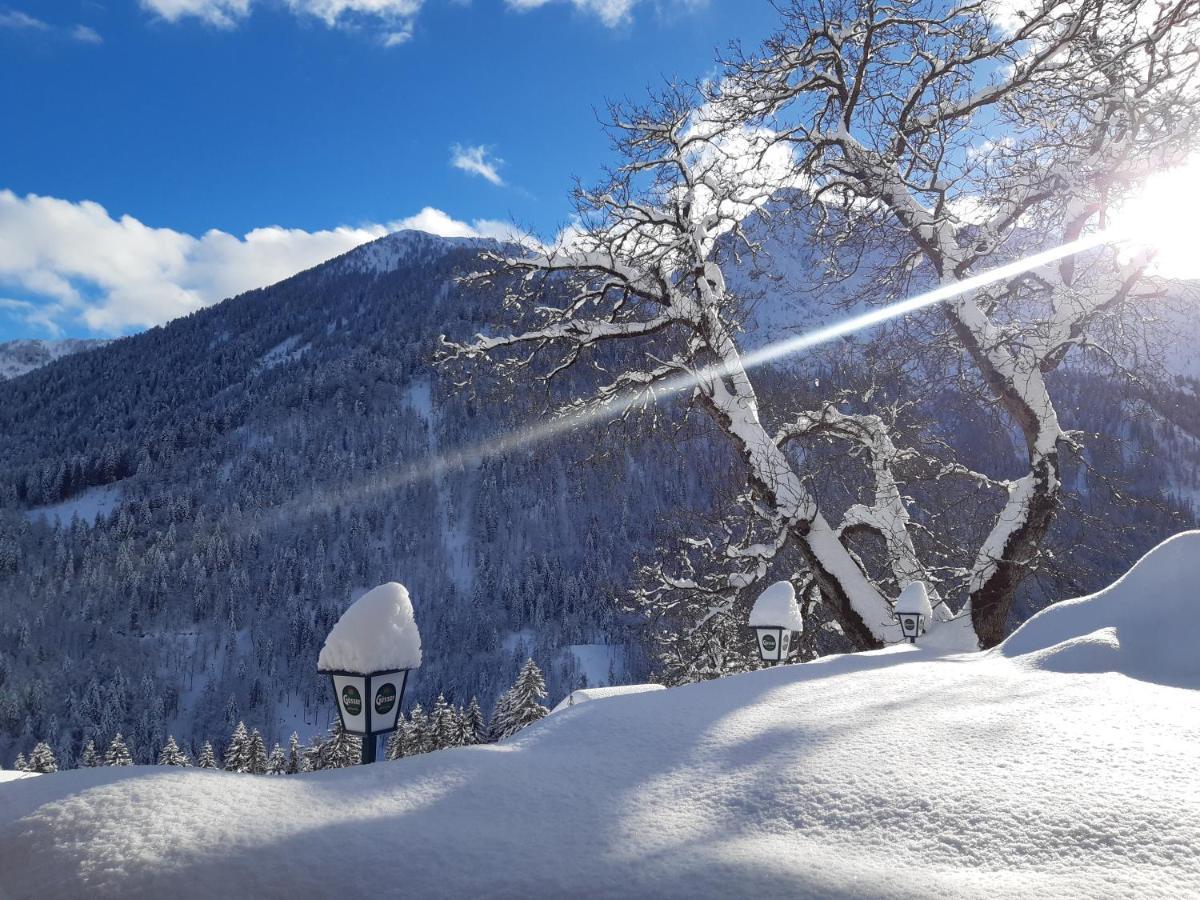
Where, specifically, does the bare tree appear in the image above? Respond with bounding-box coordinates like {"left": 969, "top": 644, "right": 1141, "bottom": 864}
{"left": 443, "top": 0, "right": 1200, "bottom": 659}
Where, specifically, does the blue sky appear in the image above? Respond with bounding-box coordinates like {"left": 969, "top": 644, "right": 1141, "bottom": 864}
{"left": 0, "top": 0, "right": 780, "bottom": 340}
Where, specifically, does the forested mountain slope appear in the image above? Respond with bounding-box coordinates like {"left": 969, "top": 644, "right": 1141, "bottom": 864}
{"left": 0, "top": 228, "right": 1194, "bottom": 766}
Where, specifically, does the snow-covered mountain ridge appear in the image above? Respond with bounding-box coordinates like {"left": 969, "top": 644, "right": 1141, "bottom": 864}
{"left": 0, "top": 338, "right": 110, "bottom": 381}
{"left": 2, "top": 533, "right": 1197, "bottom": 898}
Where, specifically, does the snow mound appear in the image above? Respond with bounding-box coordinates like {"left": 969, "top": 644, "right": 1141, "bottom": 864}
{"left": 317, "top": 582, "right": 422, "bottom": 673}
{"left": 550, "top": 683, "right": 664, "bottom": 715}
{"left": 748, "top": 580, "right": 803, "bottom": 629}
{"left": 895, "top": 581, "right": 933, "bottom": 618}
{"left": 1001, "top": 531, "right": 1200, "bottom": 689}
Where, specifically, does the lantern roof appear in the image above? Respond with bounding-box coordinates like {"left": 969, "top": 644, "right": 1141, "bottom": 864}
{"left": 895, "top": 581, "right": 933, "bottom": 619}
{"left": 749, "top": 581, "right": 804, "bottom": 630}
{"left": 318, "top": 582, "right": 422, "bottom": 674}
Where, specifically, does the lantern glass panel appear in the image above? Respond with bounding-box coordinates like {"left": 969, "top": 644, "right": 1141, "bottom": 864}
{"left": 756, "top": 626, "right": 783, "bottom": 662}
{"left": 331, "top": 673, "right": 369, "bottom": 734}
{"left": 369, "top": 670, "right": 407, "bottom": 734}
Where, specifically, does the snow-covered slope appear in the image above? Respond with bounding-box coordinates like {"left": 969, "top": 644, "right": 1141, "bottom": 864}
{"left": 0, "top": 338, "right": 110, "bottom": 380}
{"left": 3, "top": 534, "right": 1197, "bottom": 899}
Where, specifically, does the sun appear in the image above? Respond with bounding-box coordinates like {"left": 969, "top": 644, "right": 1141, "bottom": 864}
{"left": 1116, "top": 157, "right": 1200, "bottom": 280}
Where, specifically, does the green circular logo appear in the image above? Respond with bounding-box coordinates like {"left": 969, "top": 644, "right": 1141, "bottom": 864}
{"left": 374, "top": 682, "right": 397, "bottom": 715}
{"left": 342, "top": 685, "right": 362, "bottom": 716}
{"left": 761, "top": 633, "right": 777, "bottom": 652}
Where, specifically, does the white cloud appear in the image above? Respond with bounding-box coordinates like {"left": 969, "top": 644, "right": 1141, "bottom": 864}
{"left": 141, "top": 0, "right": 423, "bottom": 37}
{"left": 71, "top": 24, "right": 103, "bottom": 43}
{"left": 504, "top": 0, "right": 636, "bottom": 28}
{"left": 0, "top": 190, "right": 514, "bottom": 336}
{"left": 451, "top": 144, "right": 505, "bottom": 186}
{"left": 0, "top": 9, "right": 49, "bottom": 29}
{"left": 140, "top": 0, "right": 252, "bottom": 28}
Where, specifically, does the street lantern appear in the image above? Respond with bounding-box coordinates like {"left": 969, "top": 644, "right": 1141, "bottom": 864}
{"left": 748, "top": 581, "right": 804, "bottom": 665}
{"left": 318, "top": 582, "right": 422, "bottom": 764}
{"left": 894, "top": 581, "right": 933, "bottom": 644}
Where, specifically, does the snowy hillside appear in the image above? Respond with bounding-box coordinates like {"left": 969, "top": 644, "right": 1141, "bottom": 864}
{"left": 3, "top": 533, "right": 1198, "bottom": 898}
{"left": 0, "top": 338, "right": 110, "bottom": 380}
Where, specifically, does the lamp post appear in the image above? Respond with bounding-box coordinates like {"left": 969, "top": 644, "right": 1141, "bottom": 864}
{"left": 317, "top": 582, "right": 422, "bottom": 765}
{"left": 894, "top": 581, "right": 933, "bottom": 644}
{"left": 749, "top": 581, "right": 804, "bottom": 666}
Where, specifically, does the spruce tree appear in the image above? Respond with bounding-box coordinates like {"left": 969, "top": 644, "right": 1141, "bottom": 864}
{"left": 464, "top": 696, "right": 486, "bottom": 745}
{"left": 157, "top": 735, "right": 191, "bottom": 767}
{"left": 223, "top": 721, "right": 250, "bottom": 773}
{"left": 196, "top": 741, "right": 218, "bottom": 770}
{"left": 79, "top": 739, "right": 100, "bottom": 768}
{"left": 430, "top": 693, "right": 455, "bottom": 751}
{"left": 407, "top": 704, "right": 429, "bottom": 755}
{"left": 28, "top": 742, "right": 58, "bottom": 773}
{"left": 13, "top": 752, "right": 28, "bottom": 772}
{"left": 384, "top": 724, "right": 405, "bottom": 761}
{"left": 286, "top": 732, "right": 301, "bottom": 775}
{"left": 248, "top": 728, "right": 268, "bottom": 775}
{"left": 266, "top": 744, "right": 287, "bottom": 775}
{"left": 304, "top": 720, "right": 360, "bottom": 771}
{"left": 492, "top": 659, "right": 549, "bottom": 741}
{"left": 104, "top": 733, "right": 133, "bottom": 766}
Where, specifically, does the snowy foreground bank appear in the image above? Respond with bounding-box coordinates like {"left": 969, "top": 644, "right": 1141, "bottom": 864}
{"left": 3, "top": 536, "right": 1200, "bottom": 899}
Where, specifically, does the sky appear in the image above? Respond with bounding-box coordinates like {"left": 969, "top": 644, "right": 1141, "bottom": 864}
{"left": 0, "top": 0, "right": 781, "bottom": 340}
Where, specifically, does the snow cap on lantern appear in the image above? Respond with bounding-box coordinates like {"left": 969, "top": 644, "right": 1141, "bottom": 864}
{"left": 749, "top": 580, "right": 803, "bottom": 664}
{"left": 318, "top": 582, "right": 422, "bottom": 674}
{"left": 894, "top": 581, "right": 932, "bottom": 643}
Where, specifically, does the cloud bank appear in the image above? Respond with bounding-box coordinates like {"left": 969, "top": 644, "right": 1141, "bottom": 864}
{"left": 0, "top": 191, "right": 515, "bottom": 336}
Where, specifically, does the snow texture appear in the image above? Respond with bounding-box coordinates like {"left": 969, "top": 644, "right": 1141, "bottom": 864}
{"left": 1000, "top": 530, "right": 1200, "bottom": 689}
{"left": 5, "top": 531, "right": 1200, "bottom": 898}
{"left": 0, "top": 770, "right": 38, "bottom": 784}
{"left": 895, "top": 581, "right": 934, "bottom": 618}
{"left": 549, "top": 683, "right": 664, "bottom": 715}
{"left": 24, "top": 482, "right": 123, "bottom": 527}
{"left": 748, "top": 580, "right": 804, "bottom": 630}
{"left": 317, "top": 582, "right": 422, "bottom": 673}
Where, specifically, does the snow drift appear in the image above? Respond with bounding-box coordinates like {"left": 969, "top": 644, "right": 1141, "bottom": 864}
{"left": 1000, "top": 530, "right": 1200, "bottom": 689}
{"left": 2, "top": 534, "right": 1198, "bottom": 898}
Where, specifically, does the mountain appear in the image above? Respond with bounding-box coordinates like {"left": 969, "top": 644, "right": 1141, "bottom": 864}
{"left": 3, "top": 532, "right": 1198, "bottom": 897}
{"left": 0, "top": 338, "right": 111, "bottom": 381}
{"left": 0, "top": 227, "right": 1195, "bottom": 768}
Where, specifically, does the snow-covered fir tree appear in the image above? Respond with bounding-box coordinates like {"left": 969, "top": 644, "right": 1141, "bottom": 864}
{"left": 13, "top": 751, "right": 27, "bottom": 771}
{"left": 304, "top": 720, "right": 360, "bottom": 771}
{"left": 248, "top": 729, "right": 268, "bottom": 775}
{"left": 266, "top": 744, "right": 286, "bottom": 775}
{"left": 28, "top": 741, "right": 57, "bottom": 773}
{"left": 491, "top": 659, "right": 549, "bottom": 741}
{"left": 384, "top": 726, "right": 405, "bottom": 761}
{"left": 196, "top": 741, "right": 218, "bottom": 770}
{"left": 79, "top": 739, "right": 99, "bottom": 768}
{"left": 157, "top": 735, "right": 190, "bottom": 767}
{"left": 104, "top": 733, "right": 132, "bottom": 766}
{"left": 429, "top": 694, "right": 455, "bottom": 751}
{"left": 286, "top": 733, "right": 301, "bottom": 775}
{"left": 464, "top": 697, "right": 486, "bottom": 746}
{"left": 223, "top": 721, "right": 250, "bottom": 773}
{"left": 407, "top": 704, "right": 429, "bottom": 755}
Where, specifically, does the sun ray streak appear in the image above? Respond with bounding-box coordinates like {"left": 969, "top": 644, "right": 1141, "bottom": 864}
{"left": 267, "top": 228, "right": 1122, "bottom": 522}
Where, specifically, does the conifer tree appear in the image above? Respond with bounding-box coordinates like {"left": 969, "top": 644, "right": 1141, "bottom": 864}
{"left": 13, "top": 752, "right": 28, "bottom": 772}
{"left": 196, "top": 741, "right": 218, "bottom": 770}
{"left": 492, "top": 659, "right": 549, "bottom": 741}
{"left": 80, "top": 739, "right": 100, "bottom": 768}
{"left": 104, "top": 733, "right": 133, "bottom": 766}
{"left": 430, "top": 693, "right": 455, "bottom": 751}
{"left": 464, "top": 696, "right": 486, "bottom": 746}
{"left": 157, "top": 735, "right": 191, "bottom": 767}
{"left": 248, "top": 728, "right": 268, "bottom": 775}
{"left": 223, "top": 721, "right": 250, "bottom": 773}
{"left": 384, "top": 724, "right": 405, "bottom": 761}
{"left": 266, "top": 744, "right": 287, "bottom": 775}
{"left": 286, "top": 732, "right": 301, "bottom": 775}
{"left": 304, "top": 720, "right": 360, "bottom": 770}
{"left": 28, "top": 742, "right": 57, "bottom": 773}
{"left": 407, "top": 704, "right": 429, "bottom": 756}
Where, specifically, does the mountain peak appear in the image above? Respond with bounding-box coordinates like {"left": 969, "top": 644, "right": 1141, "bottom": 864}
{"left": 324, "top": 229, "right": 496, "bottom": 278}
